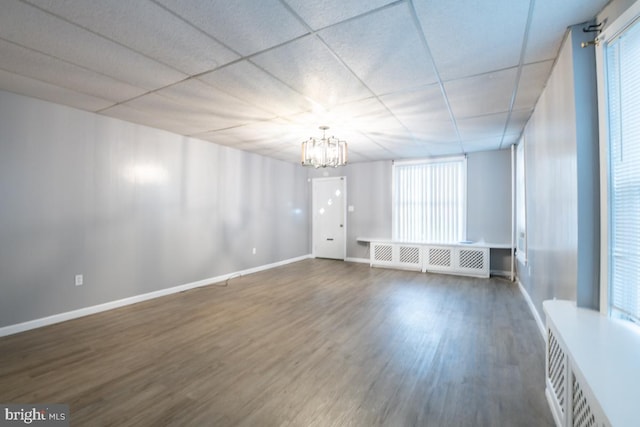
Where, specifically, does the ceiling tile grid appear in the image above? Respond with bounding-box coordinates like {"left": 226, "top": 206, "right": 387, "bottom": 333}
{"left": 0, "top": 0, "right": 187, "bottom": 91}
{"left": 154, "top": 0, "right": 309, "bottom": 57}
{"left": 317, "top": 2, "right": 438, "bottom": 95}
{"left": 0, "top": 0, "right": 611, "bottom": 164}
{"left": 23, "top": 0, "right": 239, "bottom": 75}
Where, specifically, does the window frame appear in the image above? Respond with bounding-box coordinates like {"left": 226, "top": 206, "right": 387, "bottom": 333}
{"left": 596, "top": 1, "right": 640, "bottom": 321}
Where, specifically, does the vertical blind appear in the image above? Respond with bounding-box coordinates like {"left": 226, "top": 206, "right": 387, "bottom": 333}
{"left": 607, "top": 18, "right": 640, "bottom": 324}
{"left": 393, "top": 157, "right": 466, "bottom": 243}
{"left": 516, "top": 140, "right": 527, "bottom": 261}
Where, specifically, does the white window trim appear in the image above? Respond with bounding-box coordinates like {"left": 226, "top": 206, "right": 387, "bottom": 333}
{"left": 595, "top": 0, "right": 640, "bottom": 316}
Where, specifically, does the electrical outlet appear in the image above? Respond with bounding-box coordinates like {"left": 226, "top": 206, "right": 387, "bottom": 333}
{"left": 75, "top": 274, "right": 83, "bottom": 286}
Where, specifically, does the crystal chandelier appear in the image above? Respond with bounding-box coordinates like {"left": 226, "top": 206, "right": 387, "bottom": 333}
{"left": 301, "top": 126, "right": 348, "bottom": 168}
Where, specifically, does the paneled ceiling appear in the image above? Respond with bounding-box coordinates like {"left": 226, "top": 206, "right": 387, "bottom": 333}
{"left": 0, "top": 0, "right": 608, "bottom": 163}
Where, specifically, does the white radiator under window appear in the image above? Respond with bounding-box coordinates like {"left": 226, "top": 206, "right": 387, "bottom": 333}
{"left": 543, "top": 300, "right": 640, "bottom": 427}
{"left": 370, "top": 242, "right": 489, "bottom": 278}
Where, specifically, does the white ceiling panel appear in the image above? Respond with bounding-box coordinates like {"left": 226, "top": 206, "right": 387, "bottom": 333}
{"left": 24, "top": 0, "right": 238, "bottom": 75}
{"left": 194, "top": 118, "right": 299, "bottom": 149}
{"left": 1, "top": 0, "right": 610, "bottom": 164}
{"left": 101, "top": 102, "right": 198, "bottom": 135}
{"left": 0, "top": 0, "right": 186, "bottom": 90}
{"left": 444, "top": 68, "right": 518, "bottom": 118}
{"left": 155, "top": 79, "right": 275, "bottom": 123}
{"left": 318, "top": 2, "right": 437, "bottom": 94}
{"left": 0, "top": 70, "right": 113, "bottom": 112}
{"left": 369, "top": 135, "right": 435, "bottom": 159}
{"left": 381, "top": 84, "right": 451, "bottom": 120}
{"left": 155, "top": 0, "right": 309, "bottom": 56}
{"left": 283, "top": 0, "right": 397, "bottom": 30}
{"left": 514, "top": 60, "right": 554, "bottom": 111}
{"left": 104, "top": 93, "right": 248, "bottom": 135}
{"left": 506, "top": 110, "right": 532, "bottom": 135}
{"left": 415, "top": 0, "right": 530, "bottom": 81}
{"left": 0, "top": 38, "right": 145, "bottom": 102}
{"left": 198, "top": 61, "right": 312, "bottom": 117}
{"left": 418, "top": 143, "right": 464, "bottom": 158}
{"left": 460, "top": 137, "right": 504, "bottom": 153}
{"left": 287, "top": 97, "right": 406, "bottom": 136}
{"left": 457, "top": 113, "right": 509, "bottom": 140}
{"left": 524, "top": 0, "right": 609, "bottom": 63}
{"left": 250, "top": 35, "right": 371, "bottom": 108}
{"left": 380, "top": 85, "right": 458, "bottom": 141}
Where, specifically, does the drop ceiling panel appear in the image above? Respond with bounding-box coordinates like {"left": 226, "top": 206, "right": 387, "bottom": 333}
{"left": 444, "top": 68, "right": 518, "bottom": 118}
{"left": 198, "top": 61, "right": 312, "bottom": 116}
{"left": 155, "top": 79, "right": 275, "bottom": 123}
{"left": 368, "top": 134, "right": 438, "bottom": 158}
{"left": 0, "top": 39, "right": 145, "bottom": 102}
{"left": 250, "top": 35, "right": 372, "bottom": 108}
{"left": 155, "top": 0, "right": 309, "bottom": 56}
{"left": 524, "top": 0, "right": 609, "bottom": 63}
{"left": 104, "top": 93, "right": 248, "bottom": 135}
{"left": 415, "top": 0, "right": 530, "bottom": 80}
{"left": 25, "top": 0, "right": 238, "bottom": 75}
{"left": 287, "top": 97, "right": 406, "bottom": 136}
{"left": 283, "top": 0, "right": 397, "bottom": 30}
{"left": 380, "top": 86, "right": 458, "bottom": 141}
{"left": 0, "top": 0, "right": 609, "bottom": 164}
{"left": 0, "top": 0, "right": 187, "bottom": 90}
{"left": 194, "top": 119, "right": 299, "bottom": 150}
{"left": 101, "top": 102, "right": 198, "bottom": 135}
{"left": 410, "top": 142, "right": 461, "bottom": 158}
{"left": 514, "top": 60, "right": 554, "bottom": 111}
{"left": 381, "top": 84, "right": 451, "bottom": 120}
{"left": 461, "top": 137, "right": 505, "bottom": 153}
{"left": 506, "top": 109, "right": 532, "bottom": 134}
{"left": 349, "top": 144, "right": 395, "bottom": 160}
{"left": 318, "top": 3, "right": 437, "bottom": 94}
{"left": 457, "top": 113, "right": 509, "bottom": 140}
{"left": 0, "top": 70, "right": 113, "bottom": 112}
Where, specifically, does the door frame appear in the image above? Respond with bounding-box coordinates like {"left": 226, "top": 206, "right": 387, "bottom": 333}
{"left": 312, "top": 176, "right": 347, "bottom": 260}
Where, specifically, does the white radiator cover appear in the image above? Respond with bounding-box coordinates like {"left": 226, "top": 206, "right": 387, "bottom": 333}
{"left": 543, "top": 300, "right": 640, "bottom": 427}
{"left": 370, "top": 242, "right": 489, "bottom": 278}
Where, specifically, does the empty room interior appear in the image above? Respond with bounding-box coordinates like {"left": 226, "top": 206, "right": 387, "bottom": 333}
{"left": 1, "top": 0, "right": 639, "bottom": 426}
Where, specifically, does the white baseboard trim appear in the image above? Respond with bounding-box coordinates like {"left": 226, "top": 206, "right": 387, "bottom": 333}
{"left": 345, "top": 257, "right": 369, "bottom": 264}
{"left": 0, "top": 254, "right": 312, "bottom": 338}
{"left": 517, "top": 278, "right": 546, "bottom": 340}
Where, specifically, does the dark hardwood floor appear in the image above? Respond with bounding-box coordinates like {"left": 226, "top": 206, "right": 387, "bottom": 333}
{"left": 0, "top": 259, "right": 553, "bottom": 426}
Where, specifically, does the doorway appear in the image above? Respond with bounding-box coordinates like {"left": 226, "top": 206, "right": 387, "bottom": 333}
{"left": 312, "top": 177, "right": 346, "bottom": 260}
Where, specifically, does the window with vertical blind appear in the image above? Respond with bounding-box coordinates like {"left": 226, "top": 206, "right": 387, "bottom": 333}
{"left": 605, "top": 16, "right": 640, "bottom": 324}
{"left": 516, "top": 139, "right": 527, "bottom": 263}
{"left": 392, "top": 157, "right": 466, "bottom": 243}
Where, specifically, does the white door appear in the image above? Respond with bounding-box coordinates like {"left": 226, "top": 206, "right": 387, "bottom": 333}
{"left": 312, "top": 177, "right": 346, "bottom": 260}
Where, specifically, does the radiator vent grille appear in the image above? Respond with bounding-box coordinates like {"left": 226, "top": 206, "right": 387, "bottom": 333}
{"left": 572, "top": 373, "right": 596, "bottom": 427}
{"left": 429, "top": 248, "right": 451, "bottom": 266}
{"left": 548, "top": 328, "right": 566, "bottom": 415}
{"left": 374, "top": 245, "right": 393, "bottom": 262}
{"left": 399, "top": 246, "right": 420, "bottom": 264}
{"left": 459, "top": 249, "right": 485, "bottom": 270}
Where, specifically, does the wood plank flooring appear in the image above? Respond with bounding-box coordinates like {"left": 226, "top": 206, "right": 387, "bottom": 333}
{"left": 0, "top": 259, "right": 553, "bottom": 426}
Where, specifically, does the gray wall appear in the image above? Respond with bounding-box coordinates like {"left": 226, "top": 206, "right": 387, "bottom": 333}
{"left": 0, "top": 90, "right": 309, "bottom": 327}
{"left": 466, "top": 149, "right": 512, "bottom": 244}
{"left": 308, "top": 150, "right": 512, "bottom": 262}
{"left": 517, "top": 26, "right": 600, "bottom": 319}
